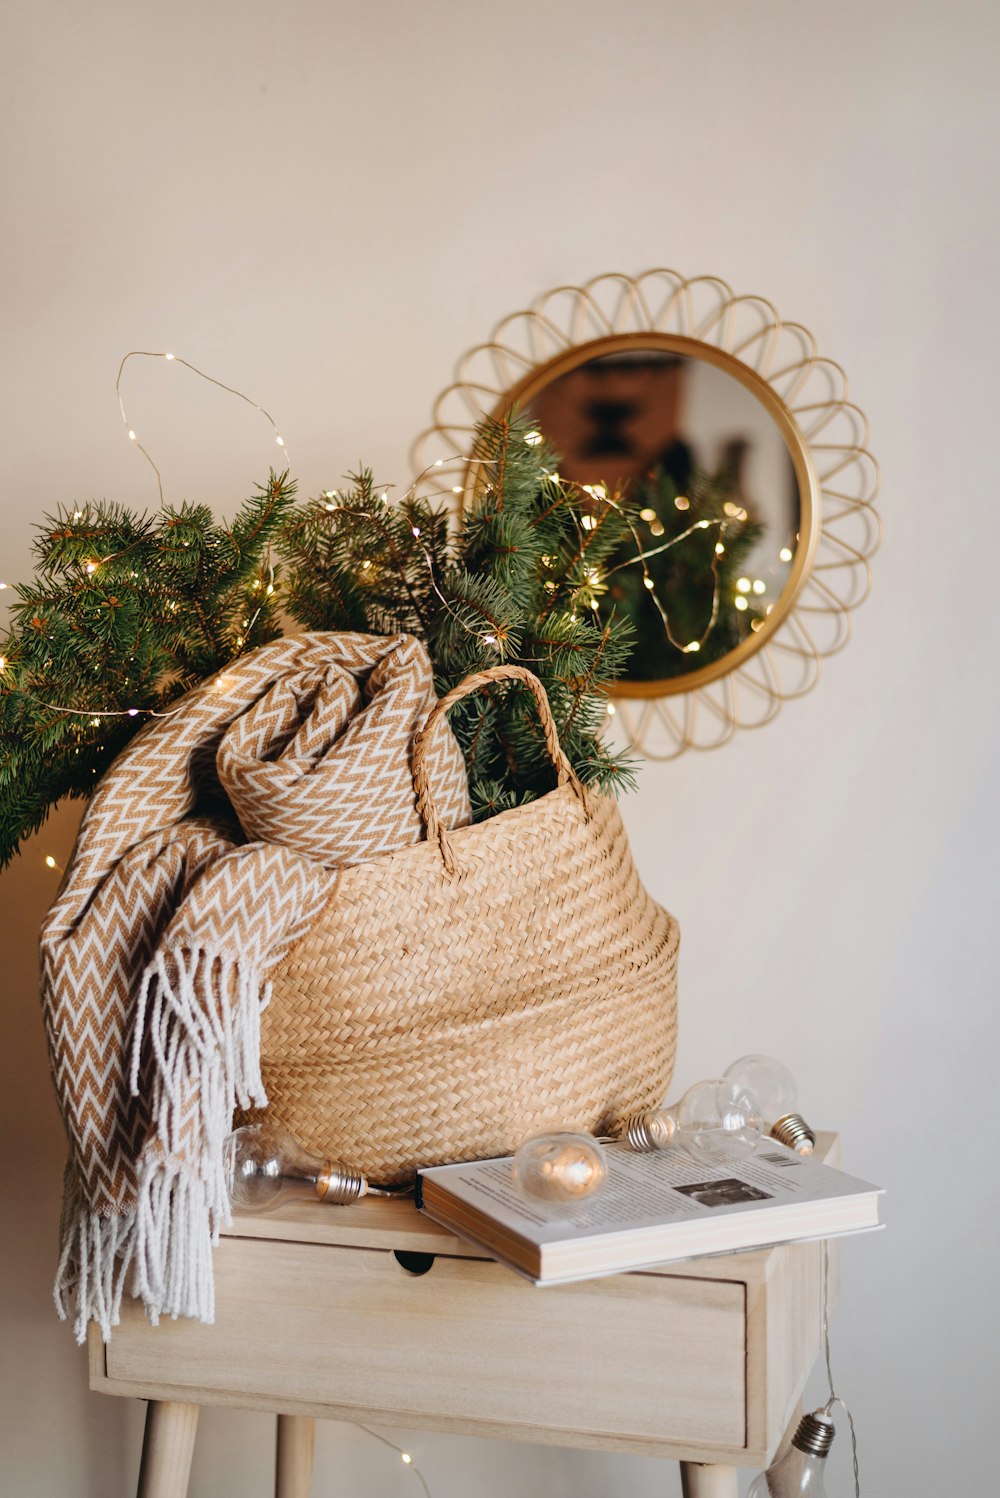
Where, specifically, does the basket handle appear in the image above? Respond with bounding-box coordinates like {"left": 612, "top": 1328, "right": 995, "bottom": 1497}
{"left": 412, "top": 665, "right": 588, "bottom": 872}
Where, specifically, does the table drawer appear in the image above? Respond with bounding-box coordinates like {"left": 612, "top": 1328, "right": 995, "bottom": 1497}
{"left": 105, "top": 1236, "right": 746, "bottom": 1449}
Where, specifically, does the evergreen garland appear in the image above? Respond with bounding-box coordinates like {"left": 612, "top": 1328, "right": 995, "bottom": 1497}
{"left": 0, "top": 474, "right": 294, "bottom": 866}
{"left": 0, "top": 420, "right": 639, "bottom": 868}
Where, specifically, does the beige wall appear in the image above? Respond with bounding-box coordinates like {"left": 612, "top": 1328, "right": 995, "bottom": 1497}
{"left": 2, "top": 2, "right": 997, "bottom": 1493}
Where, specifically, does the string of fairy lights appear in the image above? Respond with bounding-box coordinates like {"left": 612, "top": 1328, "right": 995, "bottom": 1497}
{"left": 115, "top": 349, "right": 290, "bottom": 504}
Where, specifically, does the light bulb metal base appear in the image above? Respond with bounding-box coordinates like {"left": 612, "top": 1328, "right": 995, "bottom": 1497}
{"left": 621, "top": 1109, "right": 677, "bottom": 1152}
{"left": 769, "top": 1113, "right": 816, "bottom": 1154}
{"left": 316, "top": 1163, "right": 369, "bottom": 1204}
{"left": 791, "top": 1410, "right": 835, "bottom": 1457}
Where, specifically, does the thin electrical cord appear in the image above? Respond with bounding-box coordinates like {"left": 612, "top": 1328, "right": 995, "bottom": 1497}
{"left": 115, "top": 349, "right": 290, "bottom": 505}
{"left": 356, "top": 1425, "right": 433, "bottom": 1498}
{"left": 4, "top": 353, "right": 291, "bottom": 724}
{"left": 822, "top": 1239, "right": 861, "bottom": 1497}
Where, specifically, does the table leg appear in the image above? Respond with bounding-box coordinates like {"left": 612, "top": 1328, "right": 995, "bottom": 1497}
{"left": 679, "top": 1462, "right": 738, "bottom": 1498}
{"left": 275, "top": 1414, "right": 316, "bottom": 1498}
{"left": 136, "top": 1401, "right": 199, "bottom": 1498}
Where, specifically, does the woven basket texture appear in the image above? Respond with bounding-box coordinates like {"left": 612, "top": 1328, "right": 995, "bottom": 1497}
{"left": 254, "top": 667, "right": 680, "bottom": 1184}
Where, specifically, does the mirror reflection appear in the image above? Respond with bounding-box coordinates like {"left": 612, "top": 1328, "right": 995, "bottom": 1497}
{"left": 528, "top": 350, "right": 801, "bottom": 684}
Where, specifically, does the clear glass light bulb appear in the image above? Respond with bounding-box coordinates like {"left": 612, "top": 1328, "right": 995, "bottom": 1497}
{"left": 513, "top": 1131, "right": 608, "bottom": 1206}
{"left": 674, "top": 1078, "right": 764, "bottom": 1167}
{"left": 223, "top": 1120, "right": 367, "bottom": 1212}
{"left": 747, "top": 1410, "right": 835, "bottom": 1496}
{"left": 724, "top": 1054, "right": 797, "bottom": 1124}
{"left": 622, "top": 1080, "right": 764, "bottom": 1166}
{"left": 724, "top": 1055, "right": 816, "bottom": 1153}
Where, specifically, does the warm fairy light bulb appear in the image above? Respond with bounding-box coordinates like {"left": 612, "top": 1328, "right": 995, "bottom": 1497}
{"left": 401, "top": 1453, "right": 413, "bottom": 1464}
{"left": 724, "top": 1055, "right": 816, "bottom": 1153}
{"left": 639, "top": 507, "right": 657, "bottom": 522}
{"left": 524, "top": 430, "right": 543, "bottom": 446}
{"left": 697, "top": 520, "right": 711, "bottom": 529}
{"left": 451, "top": 485, "right": 463, "bottom": 494}
{"left": 724, "top": 501, "right": 740, "bottom": 517}
{"left": 734, "top": 596, "right": 748, "bottom": 611}
{"left": 752, "top": 579, "right": 766, "bottom": 595}
{"left": 683, "top": 641, "right": 700, "bottom": 653}
{"left": 514, "top": 1131, "right": 608, "bottom": 1206}
{"left": 45, "top": 855, "right": 57, "bottom": 868}
{"left": 581, "top": 515, "right": 596, "bottom": 530}
{"left": 606, "top": 701, "right": 616, "bottom": 715}
{"left": 128, "top": 430, "right": 137, "bottom": 441}
{"left": 275, "top": 435, "right": 285, "bottom": 447}
{"left": 715, "top": 543, "right": 725, "bottom": 555}
{"left": 780, "top": 546, "right": 793, "bottom": 562}
{"left": 736, "top": 577, "right": 751, "bottom": 592}
{"left": 0, "top": 657, "right": 6, "bottom": 670}
{"left": 164, "top": 351, "right": 175, "bottom": 360}
{"left": 223, "top": 1120, "right": 368, "bottom": 1212}
{"left": 622, "top": 1079, "right": 763, "bottom": 1166}
{"left": 643, "top": 576, "right": 656, "bottom": 590}
{"left": 674, "top": 495, "right": 690, "bottom": 511}
{"left": 747, "top": 1410, "right": 835, "bottom": 1497}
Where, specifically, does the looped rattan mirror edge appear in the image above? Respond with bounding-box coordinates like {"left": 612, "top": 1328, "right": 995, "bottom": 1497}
{"left": 411, "top": 269, "right": 881, "bottom": 759}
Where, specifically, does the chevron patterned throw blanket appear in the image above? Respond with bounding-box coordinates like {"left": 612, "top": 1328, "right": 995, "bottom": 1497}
{"left": 40, "top": 632, "right": 470, "bottom": 1342}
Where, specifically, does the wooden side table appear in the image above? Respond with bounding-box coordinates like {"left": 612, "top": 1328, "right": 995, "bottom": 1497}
{"left": 89, "top": 1134, "right": 841, "bottom": 1498}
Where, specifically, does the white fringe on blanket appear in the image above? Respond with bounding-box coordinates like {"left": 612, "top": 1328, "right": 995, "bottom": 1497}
{"left": 55, "top": 950, "right": 269, "bottom": 1343}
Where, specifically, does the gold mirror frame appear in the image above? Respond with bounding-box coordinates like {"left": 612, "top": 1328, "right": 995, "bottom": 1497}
{"left": 412, "top": 270, "right": 880, "bottom": 758}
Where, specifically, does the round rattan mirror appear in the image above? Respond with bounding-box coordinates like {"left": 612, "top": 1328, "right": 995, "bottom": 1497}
{"left": 412, "top": 271, "right": 880, "bottom": 758}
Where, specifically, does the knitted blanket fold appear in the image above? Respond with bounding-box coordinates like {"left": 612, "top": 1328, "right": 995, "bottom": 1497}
{"left": 40, "top": 632, "right": 470, "bottom": 1342}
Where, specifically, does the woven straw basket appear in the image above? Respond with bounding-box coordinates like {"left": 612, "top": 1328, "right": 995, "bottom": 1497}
{"left": 257, "top": 665, "right": 679, "bottom": 1184}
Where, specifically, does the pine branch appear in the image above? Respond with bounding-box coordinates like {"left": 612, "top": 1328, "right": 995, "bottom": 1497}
{"left": 0, "top": 473, "right": 294, "bottom": 867}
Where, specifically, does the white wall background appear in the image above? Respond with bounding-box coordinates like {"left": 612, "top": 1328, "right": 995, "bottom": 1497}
{"left": 1, "top": 2, "right": 997, "bottom": 1493}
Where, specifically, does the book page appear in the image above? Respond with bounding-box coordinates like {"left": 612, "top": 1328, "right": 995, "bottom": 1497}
{"left": 423, "top": 1141, "right": 878, "bottom": 1248}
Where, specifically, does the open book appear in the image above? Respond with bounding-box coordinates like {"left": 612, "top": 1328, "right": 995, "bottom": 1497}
{"left": 417, "top": 1139, "right": 882, "bottom": 1284}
